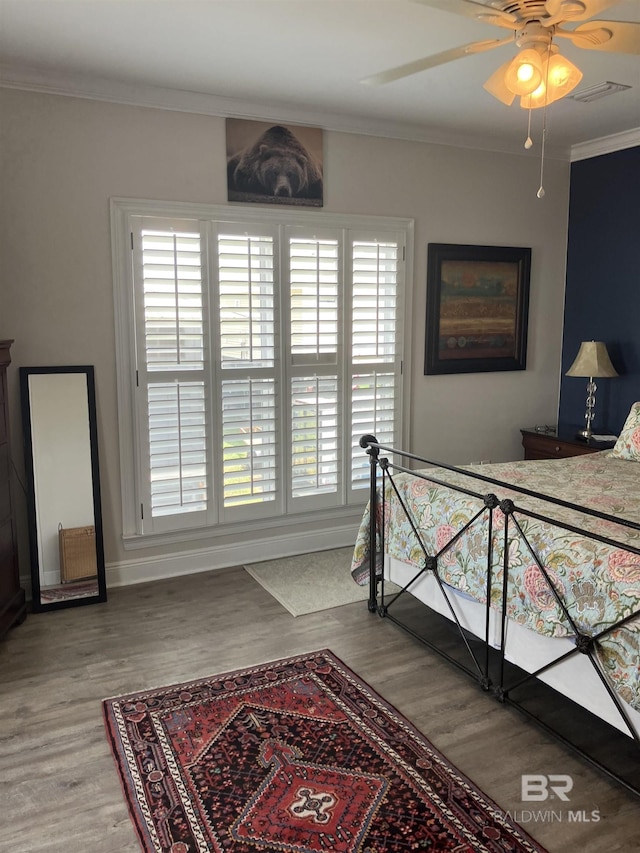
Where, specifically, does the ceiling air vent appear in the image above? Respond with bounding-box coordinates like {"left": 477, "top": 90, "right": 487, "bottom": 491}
{"left": 569, "top": 81, "right": 631, "bottom": 103}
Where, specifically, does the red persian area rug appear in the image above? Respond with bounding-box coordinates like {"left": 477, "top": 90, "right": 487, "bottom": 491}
{"left": 103, "top": 649, "right": 547, "bottom": 853}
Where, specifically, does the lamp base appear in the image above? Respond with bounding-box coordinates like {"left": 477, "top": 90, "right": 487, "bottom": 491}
{"left": 575, "top": 428, "right": 593, "bottom": 441}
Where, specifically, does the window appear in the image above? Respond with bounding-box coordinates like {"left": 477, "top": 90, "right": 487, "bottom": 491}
{"left": 112, "top": 200, "right": 411, "bottom": 542}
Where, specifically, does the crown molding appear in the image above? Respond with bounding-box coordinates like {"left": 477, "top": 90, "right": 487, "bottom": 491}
{"left": 0, "top": 62, "right": 570, "bottom": 159}
{"left": 570, "top": 128, "right": 640, "bottom": 162}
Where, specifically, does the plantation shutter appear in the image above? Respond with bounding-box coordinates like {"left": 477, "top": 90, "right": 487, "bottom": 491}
{"left": 216, "top": 229, "right": 279, "bottom": 521}
{"left": 118, "top": 202, "right": 408, "bottom": 540}
{"left": 287, "top": 232, "right": 340, "bottom": 509}
{"left": 349, "top": 236, "right": 401, "bottom": 494}
{"left": 133, "top": 217, "right": 211, "bottom": 532}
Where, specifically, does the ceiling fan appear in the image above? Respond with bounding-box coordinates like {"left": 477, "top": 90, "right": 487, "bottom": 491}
{"left": 363, "top": 0, "right": 640, "bottom": 109}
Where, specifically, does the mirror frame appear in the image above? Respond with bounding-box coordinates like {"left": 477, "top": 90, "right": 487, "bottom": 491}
{"left": 20, "top": 365, "right": 106, "bottom": 612}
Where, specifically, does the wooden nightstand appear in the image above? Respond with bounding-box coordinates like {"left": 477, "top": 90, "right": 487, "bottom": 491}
{"left": 520, "top": 426, "right": 616, "bottom": 461}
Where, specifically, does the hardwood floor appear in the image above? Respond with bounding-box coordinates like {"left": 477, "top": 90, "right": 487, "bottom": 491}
{"left": 1, "top": 565, "right": 638, "bottom": 852}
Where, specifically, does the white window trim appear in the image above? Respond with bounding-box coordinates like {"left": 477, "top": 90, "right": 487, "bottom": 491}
{"left": 111, "top": 197, "right": 414, "bottom": 549}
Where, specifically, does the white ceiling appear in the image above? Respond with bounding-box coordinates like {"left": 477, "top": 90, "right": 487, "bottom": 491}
{"left": 1, "top": 0, "right": 639, "bottom": 157}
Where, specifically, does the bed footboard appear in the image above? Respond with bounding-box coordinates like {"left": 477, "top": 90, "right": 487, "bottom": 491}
{"left": 357, "top": 434, "right": 640, "bottom": 797}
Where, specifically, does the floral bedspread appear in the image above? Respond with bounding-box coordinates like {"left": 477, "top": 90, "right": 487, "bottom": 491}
{"left": 351, "top": 452, "right": 640, "bottom": 712}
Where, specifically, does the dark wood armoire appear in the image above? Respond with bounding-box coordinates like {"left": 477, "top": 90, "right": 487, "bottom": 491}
{"left": 0, "top": 341, "right": 27, "bottom": 637}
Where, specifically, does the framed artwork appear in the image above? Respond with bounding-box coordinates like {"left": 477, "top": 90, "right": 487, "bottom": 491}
{"left": 424, "top": 243, "right": 531, "bottom": 375}
{"left": 226, "top": 118, "right": 323, "bottom": 207}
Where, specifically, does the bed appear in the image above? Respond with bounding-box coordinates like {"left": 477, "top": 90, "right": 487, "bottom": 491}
{"left": 352, "top": 405, "right": 640, "bottom": 795}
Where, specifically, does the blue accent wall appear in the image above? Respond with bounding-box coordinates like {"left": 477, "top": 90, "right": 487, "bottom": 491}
{"left": 558, "top": 146, "right": 640, "bottom": 435}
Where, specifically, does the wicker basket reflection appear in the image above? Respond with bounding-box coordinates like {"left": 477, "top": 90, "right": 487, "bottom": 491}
{"left": 58, "top": 524, "right": 97, "bottom": 583}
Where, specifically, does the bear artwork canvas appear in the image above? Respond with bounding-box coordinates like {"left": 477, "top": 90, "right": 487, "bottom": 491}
{"left": 226, "top": 119, "right": 323, "bottom": 207}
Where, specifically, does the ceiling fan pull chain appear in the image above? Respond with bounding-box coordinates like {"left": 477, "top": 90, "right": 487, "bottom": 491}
{"left": 537, "top": 121, "right": 547, "bottom": 198}
{"left": 524, "top": 105, "right": 533, "bottom": 149}
{"left": 537, "top": 91, "right": 550, "bottom": 198}
{"left": 536, "top": 41, "right": 554, "bottom": 199}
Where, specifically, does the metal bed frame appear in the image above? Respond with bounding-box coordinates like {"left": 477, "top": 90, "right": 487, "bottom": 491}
{"left": 360, "top": 434, "right": 640, "bottom": 797}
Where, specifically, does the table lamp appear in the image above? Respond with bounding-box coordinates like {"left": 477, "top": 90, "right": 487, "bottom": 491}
{"left": 565, "top": 340, "right": 618, "bottom": 439}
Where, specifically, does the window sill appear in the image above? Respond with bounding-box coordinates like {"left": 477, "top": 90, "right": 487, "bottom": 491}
{"left": 122, "top": 503, "right": 366, "bottom": 551}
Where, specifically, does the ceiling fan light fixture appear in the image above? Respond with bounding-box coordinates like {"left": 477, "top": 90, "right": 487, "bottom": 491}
{"left": 518, "top": 49, "right": 584, "bottom": 108}
{"left": 520, "top": 81, "right": 563, "bottom": 109}
{"left": 483, "top": 58, "right": 518, "bottom": 105}
{"left": 547, "top": 52, "right": 583, "bottom": 94}
{"left": 504, "top": 48, "right": 544, "bottom": 95}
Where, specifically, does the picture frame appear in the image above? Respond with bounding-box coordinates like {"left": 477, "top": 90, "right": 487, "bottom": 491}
{"left": 424, "top": 243, "right": 531, "bottom": 375}
{"left": 226, "top": 118, "right": 323, "bottom": 207}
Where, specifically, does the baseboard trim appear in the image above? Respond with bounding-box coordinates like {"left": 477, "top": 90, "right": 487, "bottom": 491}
{"left": 20, "top": 523, "right": 361, "bottom": 597}
{"left": 105, "top": 523, "right": 360, "bottom": 588}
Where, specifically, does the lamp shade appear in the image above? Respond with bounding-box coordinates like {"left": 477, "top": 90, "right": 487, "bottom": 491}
{"left": 504, "top": 49, "right": 544, "bottom": 96}
{"left": 547, "top": 53, "right": 582, "bottom": 93}
{"left": 519, "top": 48, "right": 583, "bottom": 109}
{"left": 483, "top": 58, "right": 517, "bottom": 105}
{"left": 566, "top": 341, "right": 618, "bottom": 378}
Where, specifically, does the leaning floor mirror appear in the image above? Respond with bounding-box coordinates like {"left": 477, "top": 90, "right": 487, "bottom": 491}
{"left": 20, "top": 366, "right": 106, "bottom": 612}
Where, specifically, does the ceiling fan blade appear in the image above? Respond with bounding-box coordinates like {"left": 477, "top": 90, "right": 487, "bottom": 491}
{"left": 361, "top": 37, "right": 512, "bottom": 86}
{"left": 543, "top": 0, "right": 620, "bottom": 27}
{"left": 411, "top": 0, "right": 518, "bottom": 28}
{"left": 556, "top": 20, "right": 640, "bottom": 53}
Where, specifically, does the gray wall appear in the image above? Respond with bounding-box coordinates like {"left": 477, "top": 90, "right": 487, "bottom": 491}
{"left": 0, "top": 87, "right": 571, "bottom": 577}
